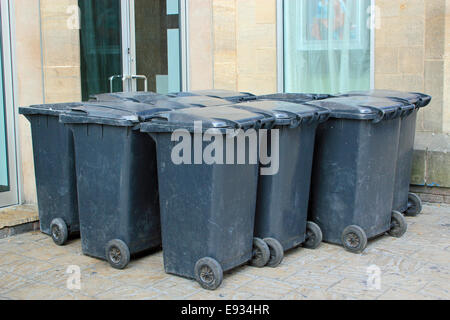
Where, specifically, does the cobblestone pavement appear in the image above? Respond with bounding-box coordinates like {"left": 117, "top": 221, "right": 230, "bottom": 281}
{"left": 0, "top": 203, "right": 448, "bottom": 300}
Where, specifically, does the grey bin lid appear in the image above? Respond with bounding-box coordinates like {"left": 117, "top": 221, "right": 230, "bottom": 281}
{"left": 166, "top": 96, "right": 233, "bottom": 108}
{"left": 168, "top": 89, "right": 255, "bottom": 101}
{"left": 340, "top": 90, "right": 431, "bottom": 108}
{"left": 89, "top": 91, "right": 168, "bottom": 103}
{"left": 59, "top": 100, "right": 189, "bottom": 127}
{"left": 255, "top": 93, "right": 331, "bottom": 103}
{"left": 233, "top": 100, "right": 330, "bottom": 127}
{"left": 140, "top": 106, "right": 274, "bottom": 133}
{"left": 305, "top": 96, "right": 414, "bottom": 122}
{"left": 19, "top": 102, "right": 84, "bottom": 117}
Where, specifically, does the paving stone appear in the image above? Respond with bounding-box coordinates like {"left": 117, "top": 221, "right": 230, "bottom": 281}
{"left": 4, "top": 282, "right": 74, "bottom": 300}
{"left": 0, "top": 203, "right": 448, "bottom": 300}
{"left": 95, "top": 285, "right": 160, "bottom": 300}
{"left": 377, "top": 287, "right": 435, "bottom": 300}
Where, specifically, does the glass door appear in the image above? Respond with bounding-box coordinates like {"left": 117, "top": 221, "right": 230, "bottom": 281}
{"left": 0, "top": 0, "right": 18, "bottom": 208}
{"left": 78, "top": 0, "right": 184, "bottom": 100}
{"left": 130, "top": 0, "right": 182, "bottom": 94}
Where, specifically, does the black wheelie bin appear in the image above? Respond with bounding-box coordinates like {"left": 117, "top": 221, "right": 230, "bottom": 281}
{"left": 19, "top": 103, "right": 84, "bottom": 246}
{"left": 59, "top": 101, "right": 191, "bottom": 269}
{"left": 139, "top": 106, "right": 274, "bottom": 290}
{"left": 229, "top": 100, "right": 330, "bottom": 267}
{"left": 303, "top": 96, "right": 415, "bottom": 253}
{"left": 339, "top": 90, "right": 432, "bottom": 216}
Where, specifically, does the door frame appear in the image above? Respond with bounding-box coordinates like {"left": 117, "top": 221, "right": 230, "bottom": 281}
{"left": 0, "top": 0, "right": 18, "bottom": 208}
{"left": 120, "top": 0, "right": 188, "bottom": 93}
{"left": 276, "top": 0, "right": 375, "bottom": 93}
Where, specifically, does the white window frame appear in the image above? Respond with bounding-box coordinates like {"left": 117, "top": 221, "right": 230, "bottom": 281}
{"left": 276, "top": 0, "right": 375, "bottom": 93}
{"left": 0, "top": 0, "right": 18, "bottom": 208}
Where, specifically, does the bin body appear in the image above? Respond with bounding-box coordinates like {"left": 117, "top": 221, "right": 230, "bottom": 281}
{"left": 340, "top": 90, "right": 431, "bottom": 213}
{"left": 68, "top": 123, "right": 160, "bottom": 258}
{"left": 19, "top": 103, "right": 82, "bottom": 235}
{"left": 140, "top": 106, "right": 274, "bottom": 279}
{"left": 304, "top": 97, "right": 411, "bottom": 245}
{"left": 232, "top": 100, "right": 329, "bottom": 251}
{"left": 60, "top": 101, "right": 187, "bottom": 261}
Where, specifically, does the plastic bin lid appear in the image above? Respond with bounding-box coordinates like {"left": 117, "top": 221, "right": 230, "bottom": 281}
{"left": 305, "top": 96, "right": 413, "bottom": 122}
{"left": 233, "top": 100, "right": 330, "bottom": 127}
{"left": 167, "top": 96, "right": 233, "bottom": 107}
{"left": 59, "top": 100, "right": 190, "bottom": 127}
{"left": 89, "top": 91, "right": 168, "bottom": 103}
{"left": 140, "top": 106, "right": 274, "bottom": 133}
{"left": 19, "top": 102, "right": 84, "bottom": 116}
{"left": 255, "top": 93, "right": 331, "bottom": 103}
{"left": 168, "top": 89, "right": 254, "bottom": 100}
{"left": 341, "top": 90, "right": 431, "bottom": 108}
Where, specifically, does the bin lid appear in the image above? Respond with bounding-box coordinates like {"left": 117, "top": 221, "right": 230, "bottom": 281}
{"left": 233, "top": 100, "right": 330, "bottom": 127}
{"left": 166, "top": 96, "right": 233, "bottom": 107}
{"left": 305, "top": 96, "right": 413, "bottom": 122}
{"left": 59, "top": 100, "right": 190, "bottom": 127}
{"left": 341, "top": 90, "right": 431, "bottom": 108}
{"left": 19, "top": 102, "right": 84, "bottom": 116}
{"left": 89, "top": 91, "right": 168, "bottom": 103}
{"left": 255, "top": 93, "right": 332, "bottom": 103}
{"left": 140, "top": 106, "right": 274, "bottom": 133}
{"left": 168, "top": 89, "right": 255, "bottom": 101}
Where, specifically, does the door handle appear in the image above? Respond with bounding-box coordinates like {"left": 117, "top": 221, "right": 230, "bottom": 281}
{"left": 108, "top": 75, "right": 123, "bottom": 93}
{"left": 131, "top": 75, "right": 148, "bottom": 92}
{"left": 108, "top": 75, "right": 148, "bottom": 93}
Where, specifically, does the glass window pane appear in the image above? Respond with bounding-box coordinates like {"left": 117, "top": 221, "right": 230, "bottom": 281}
{"left": 79, "top": 0, "right": 123, "bottom": 100}
{"left": 135, "top": 0, "right": 181, "bottom": 94}
{"left": 284, "top": 0, "right": 372, "bottom": 94}
{"left": 0, "top": 20, "right": 9, "bottom": 193}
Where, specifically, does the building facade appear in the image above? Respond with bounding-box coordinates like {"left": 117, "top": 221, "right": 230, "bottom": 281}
{"left": 0, "top": 0, "right": 449, "bottom": 208}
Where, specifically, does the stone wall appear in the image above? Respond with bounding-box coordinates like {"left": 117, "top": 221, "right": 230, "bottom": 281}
{"left": 14, "top": 0, "right": 81, "bottom": 204}
{"left": 189, "top": 0, "right": 277, "bottom": 94}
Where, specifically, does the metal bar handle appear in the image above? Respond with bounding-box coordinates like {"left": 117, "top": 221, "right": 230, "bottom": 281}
{"left": 131, "top": 75, "right": 148, "bottom": 92}
{"left": 109, "top": 75, "right": 123, "bottom": 93}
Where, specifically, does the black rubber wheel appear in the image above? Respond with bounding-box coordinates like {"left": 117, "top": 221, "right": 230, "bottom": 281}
{"left": 194, "top": 257, "right": 223, "bottom": 290}
{"left": 405, "top": 192, "right": 422, "bottom": 216}
{"left": 341, "top": 225, "right": 368, "bottom": 254}
{"left": 50, "top": 218, "right": 68, "bottom": 246}
{"left": 389, "top": 211, "right": 408, "bottom": 238}
{"left": 303, "top": 221, "right": 323, "bottom": 249}
{"left": 105, "top": 239, "right": 130, "bottom": 269}
{"left": 250, "top": 237, "right": 270, "bottom": 268}
{"left": 264, "top": 238, "right": 284, "bottom": 268}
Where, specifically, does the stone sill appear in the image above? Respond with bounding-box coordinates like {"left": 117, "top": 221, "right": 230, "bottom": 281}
{"left": 0, "top": 204, "right": 39, "bottom": 229}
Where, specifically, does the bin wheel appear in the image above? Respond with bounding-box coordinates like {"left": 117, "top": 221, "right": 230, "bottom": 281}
{"left": 303, "top": 221, "right": 323, "bottom": 249}
{"left": 341, "top": 225, "right": 367, "bottom": 254}
{"left": 50, "top": 218, "right": 68, "bottom": 246}
{"left": 105, "top": 239, "right": 130, "bottom": 270}
{"left": 389, "top": 211, "right": 408, "bottom": 238}
{"left": 405, "top": 193, "right": 422, "bottom": 216}
{"left": 250, "top": 237, "right": 270, "bottom": 268}
{"left": 264, "top": 238, "right": 284, "bottom": 268}
{"left": 194, "top": 257, "right": 223, "bottom": 290}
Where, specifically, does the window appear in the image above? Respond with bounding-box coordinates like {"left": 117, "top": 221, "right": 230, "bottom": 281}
{"left": 282, "top": 0, "right": 373, "bottom": 94}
